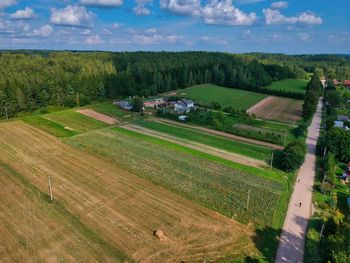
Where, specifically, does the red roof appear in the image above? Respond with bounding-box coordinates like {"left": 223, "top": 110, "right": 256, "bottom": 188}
{"left": 344, "top": 80, "right": 350, "bottom": 86}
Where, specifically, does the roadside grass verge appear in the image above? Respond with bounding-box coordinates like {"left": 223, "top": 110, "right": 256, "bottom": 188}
{"left": 132, "top": 120, "right": 273, "bottom": 161}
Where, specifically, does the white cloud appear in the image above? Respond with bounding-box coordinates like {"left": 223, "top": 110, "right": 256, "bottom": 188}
{"left": 31, "top": 25, "right": 53, "bottom": 37}
{"left": 133, "top": 33, "right": 185, "bottom": 45}
{"left": 85, "top": 35, "right": 103, "bottom": 45}
{"left": 299, "top": 33, "right": 310, "bottom": 41}
{"left": 10, "top": 7, "right": 36, "bottom": 20}
{"left": 145, "top": 28, "right": 157, "bottom": 33}
{"left": 270, "top": 1, "right": 288, "bottom": 9}
{"left": 133, "top": 0, "right": 152, "bottom": 16}
{"left": 101, "top": 28, "right": 112, "bottom": 35}
{"left": 263, "top": 8, "right": 322, "bottom": 25}
{"left": 50, "top": 5, "right": 95, "bottom": 27}
{"left": 0, "top": 0, "right": 17, "bottom": 9}
{"left": 202, "top": 0, "right": 257, "bottom": 26}
{"left": 236, "top": 0, "right": 265, "bottom": 4}
{"left": 199, "top": 36, "right": 228, "bottom": 45}
{"left": 112, "top": 22, "right": 121, "bottom": 29}
{"left": 160, "top": 0, "right": 201, "bottom": 16}
{"left": 11, "top": 38, "right": 38, "bottom": 44}
{"left": 79, "top": 0, "right": 123, "bottom": 7}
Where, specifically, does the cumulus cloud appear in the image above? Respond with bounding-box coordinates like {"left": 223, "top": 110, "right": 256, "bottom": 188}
{"left": 263, "top": 8, "right": 322, "bottom": 25}
{"left": 270, "top": 1, "right": 288, "bottom": 9}
{"left": 160, "top": 0, "right": 201, "bottom": 16}
{"left": 202, "top": 0, "right": 257, "bottom": 26}
{"left": 0, "top": 0, "right": 17, "bottom": 9}
{"left": 299, "top": 33, "right": 310, "bottom": 41}
{"left": 10, "top": 7, "right": 36, "bottom": 20}
{"left": 31, "top": 25, "right": 53, "bottom": 37}
{"left": 85, "top": 35, "right": 103, "bottom": 45}
{"left": 79, "top": 0, "right": 123, "bottom": 7}
{"left": 133, "top": 0, "right": 152, "bottom": 16}
{"left": 133, "top": 33, "right": 185, "bottom": 45}
{"left": 50, "top": 5, "right": 95, "bottom": 27}
{"left": 198, "top": 36, "right": 228, "bottom": 45}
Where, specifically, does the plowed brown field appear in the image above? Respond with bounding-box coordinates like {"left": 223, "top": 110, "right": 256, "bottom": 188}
{"left": 248, "top": 97, "right": 303, "bottom": 124}
{"left": 0, "top": 121, "right": 258, "bottom": 262}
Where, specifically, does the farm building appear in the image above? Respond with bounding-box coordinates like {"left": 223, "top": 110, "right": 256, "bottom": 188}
{"left": 334, "top": 121, "right": 349, "bottom": 130}
{"left": 337, "top": 115, "right": 349, "bottom": 122}
{"left": 320, "top": 77, "right": 326, "bottom": 88}
{"left": 344, "top": 80, "right": 350, "bottom": 88}
{"left": 144, "top": 98, "right": 165, "bottom": 108}
{"left": 174, "top": 99, "right": 194, "bottom": 113}
{"left": 117, "top": 100, "right": 133, "bottom": 110}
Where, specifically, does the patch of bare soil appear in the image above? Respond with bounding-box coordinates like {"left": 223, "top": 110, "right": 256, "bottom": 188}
{"left": 76, "top": 109, "right": 118, "bottom": 125}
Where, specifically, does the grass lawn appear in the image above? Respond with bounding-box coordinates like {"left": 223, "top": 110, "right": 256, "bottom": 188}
{"left": 133, "top": 120, "right": 273, "bottom": 161}
{"left": 176, "top": 84, "right": 267, "bottom": 110}
{"left": 263, "top": 79, "right": 308, "bottom": 95}
{"left": 44, "top": 110, "right": 109, "bottom": 133}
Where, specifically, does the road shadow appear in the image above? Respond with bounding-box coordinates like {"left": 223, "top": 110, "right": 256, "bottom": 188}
{"left": 249, "top": 215, "right": 309, "bottom": 262}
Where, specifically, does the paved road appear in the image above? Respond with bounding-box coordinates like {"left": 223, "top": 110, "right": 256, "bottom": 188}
{"left": 275, "top": 98, "right": 323, "bottom": 263}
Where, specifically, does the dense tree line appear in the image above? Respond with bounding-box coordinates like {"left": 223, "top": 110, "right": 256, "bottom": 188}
{"left": 0, "top": 51, "right": 302, "bottom": 119}
{"left": 248, "top": 53, "right": 350, "bottom": 80}
{"left": 302, "top": 73, "right": 323, "bottom": 120}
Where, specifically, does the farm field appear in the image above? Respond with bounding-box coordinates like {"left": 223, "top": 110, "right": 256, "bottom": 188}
{"left": 0, "top": 161, "right": 129, "bottom": 262}
{"left": 43, "top": 110, "right": 109, "bottom": 133}
{"left": 0, "top": 121, "right": 259, "bottom": 262}
{"left": 66, "top": 126, "right": 288, "bottom": 226}
{"left": 248, "top": 97, "right": 303, "bottom": 124}
{"left": 263, "top": 79, "right": 308, "bottom": 95}
{"left": 176, "top": 84, "right": 267, "bottom": 110}
{"left": 132, "top": 120, "right": 273, "bottom": 162}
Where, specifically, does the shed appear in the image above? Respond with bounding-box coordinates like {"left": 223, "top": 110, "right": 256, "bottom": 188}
{"left": 178, "top": 115, "right": 188, "bottom": 121}
{"left": 334, "top": 121, "right": 344, "bottom": 128}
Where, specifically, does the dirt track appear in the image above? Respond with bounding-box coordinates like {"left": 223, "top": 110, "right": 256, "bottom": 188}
{"left": 0, "top": 121, "right": 257, "bottom": 262}
{"left": 152, "top": 117, "right": 283, "bottom": 150}
{"left": 76, "top": 109, "right": 118, "bottom": 124}
{"left": 123, "top": 124, "right": 267, "bottom": 168}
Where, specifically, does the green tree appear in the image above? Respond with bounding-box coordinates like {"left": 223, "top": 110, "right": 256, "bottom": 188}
{"left": 131, "top": 97, "right": 143, "bottom": 113}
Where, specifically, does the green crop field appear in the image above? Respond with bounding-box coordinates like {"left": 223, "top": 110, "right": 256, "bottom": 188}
{"left": 44, "top": 110, "right": 109, "bottom": 133}
{"left": 263, "top": 79, "right": 308, "bottom": 95}
{"left": 65, "top": 127, "right": 291, "bottom": 227}
{"left": 133, "top": 120, "right": 273, "bottom": 161}
{"left": 176, "top": 84, "right": 267, "bottom": 110}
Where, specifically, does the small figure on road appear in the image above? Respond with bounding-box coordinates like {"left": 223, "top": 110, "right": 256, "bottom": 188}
{"left": 299, "top": 202, "right": 302, "bottom": 207}
{"left": 298, "top": 178, "right": 300, "bottom": 183}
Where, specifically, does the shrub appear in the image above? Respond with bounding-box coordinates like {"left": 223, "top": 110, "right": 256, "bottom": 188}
{"left": 276, "top": 140, "right": 307, "bottom": 172}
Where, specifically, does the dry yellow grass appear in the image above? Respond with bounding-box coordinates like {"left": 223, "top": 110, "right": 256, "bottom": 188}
{"left": 0, "top": 121, "right": 259, "bottom": 262}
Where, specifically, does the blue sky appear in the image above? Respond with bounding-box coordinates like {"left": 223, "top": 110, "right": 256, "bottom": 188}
{"left": 0, "top": 0, "right": 349, "bottom": 54}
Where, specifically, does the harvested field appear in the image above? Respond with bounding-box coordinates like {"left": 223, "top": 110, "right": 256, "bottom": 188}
{"left": 0, "top": 121, "right": 259, "bottom": 262}
{"left": 123, "top": 124, "right": 267, "bottom": 168}
{"left": 0, "top": 161, "right": 129, "bottom": 262}
{"left": 76, "top": 109, "right": 118, "bottom": 124}
{"left": 247, "top": 97, "right": 303, "bottom": 124}
{"left": 246, "top": 96, "right": 275, "bottom": 114}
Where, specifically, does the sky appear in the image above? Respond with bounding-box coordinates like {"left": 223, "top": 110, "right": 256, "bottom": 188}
{"left": 0, "top": 0, "right": 349, "bottom": 54}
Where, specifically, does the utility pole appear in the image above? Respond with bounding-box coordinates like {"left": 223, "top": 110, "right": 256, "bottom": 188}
{"left": 48, "top": 176, "right": 53, "bottom": 201}
{"left": 323, "top": 147, "right": 327, "bottom": 158}
{"left": 5, "top": 106, "right": 8, "bottom": 120}
{"left": 270, "top": 153, "right": 274, "bottom": 170}
{"left": 246, "top": 189, "right": 251, "bottom": 211}
{"left": 321, "top": 173, "right": 327, "bottom": 194}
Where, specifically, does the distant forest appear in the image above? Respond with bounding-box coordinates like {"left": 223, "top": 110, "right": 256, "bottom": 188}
{"left": 1, "top": 51, "right": 350, "bottom": 119}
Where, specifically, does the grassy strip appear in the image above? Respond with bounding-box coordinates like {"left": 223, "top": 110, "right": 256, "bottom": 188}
{"left": 263, "top": 79, "right": 308, "bottom": 95}
{"left": 133, "top": 120, "right": 272, "bottom": 161}
{"left": 113, "top": 126, "right": 285, "bottom": 183}
{"left": 22, "top": 115, "right": 79, "bottom": 137}
{"left": 0, "top": 161, "right": 131, "bottom": 262}
{"left": 44, "top": 110, "right": 109, "bottom": 133}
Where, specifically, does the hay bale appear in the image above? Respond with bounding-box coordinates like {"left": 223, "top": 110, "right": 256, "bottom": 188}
{"left": 153, "top": 230, "right": 167, "bottom": 241}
